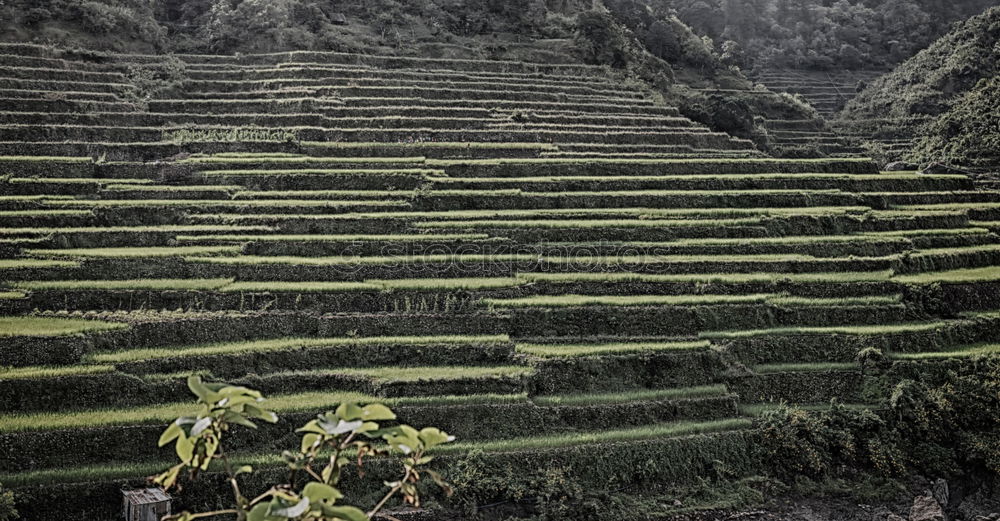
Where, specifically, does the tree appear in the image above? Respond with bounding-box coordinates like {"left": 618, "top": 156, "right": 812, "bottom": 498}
{"left": 154, "top": 376, "right": 455, "bottom": 521}
{"left": 574, "top": 10, "right": 627, "bottom": 67}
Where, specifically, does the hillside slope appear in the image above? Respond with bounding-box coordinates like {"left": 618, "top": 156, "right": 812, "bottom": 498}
{"left": 836, "top": 6, "right": 1000, "bottom": 163}
{"left": 2, "top": 43, "right": 1000, "bottom": 519}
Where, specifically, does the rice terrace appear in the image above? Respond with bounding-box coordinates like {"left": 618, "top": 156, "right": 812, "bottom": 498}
{"left": 0, "top": 1, "right": 999, "bottom": 520}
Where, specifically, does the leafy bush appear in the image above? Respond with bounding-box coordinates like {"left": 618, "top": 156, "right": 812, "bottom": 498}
{"left": 574, "top": 10, "right": 629, "bottom": 67}
{"left": 909, "top": 77, "right": 1000, "bottom": 169}
{"left": 155, "top": 376, "right": 455, "bottom": 521}
{"left": 0, "top": 484, "right": 16, "bottom": 521}
{"left": 759, "top": 356, "right": 1000, "bottom": 480}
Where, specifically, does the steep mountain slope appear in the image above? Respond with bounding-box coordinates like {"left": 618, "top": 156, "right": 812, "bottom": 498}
{"left": 835, "top": 6, "right": 1000, "bottom": 163}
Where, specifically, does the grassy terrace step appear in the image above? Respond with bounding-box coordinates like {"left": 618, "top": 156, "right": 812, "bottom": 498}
{"left": 429, "top": 158, "right": 879, "bottom": 177}
{"left": 47, "top": 198, "right": 410, "bottom": 214}
{"left": 0, "top": 388, "right": 741, "bottom": 473}
{"left": 4, "top": 227, "right": 269, "bottom": 248}
{"left": 0, "top": 362, "right": 534, "bottom": 414}
{"left": 0, "top": 419, "right": 754, "bottom": 499}
{"left": 703, "top": 316, "right": 1000, "bottom": 364}
{"left": 426, "top": 173, "right": 970, "bottom": 192}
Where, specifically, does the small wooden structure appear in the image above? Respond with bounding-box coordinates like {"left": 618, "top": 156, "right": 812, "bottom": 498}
{"left": 122, "top": 488, "right": 171, "bottom": 521}
{"left": 331, "top": 12, "right": 348, "bottom": 25}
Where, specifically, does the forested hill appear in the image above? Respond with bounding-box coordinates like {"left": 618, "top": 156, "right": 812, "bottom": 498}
{"left": 653, "top": 0, "right": 997, "bottom": 71}
{"left": 839, "top": 6, "right": 1000, "bottom": 168}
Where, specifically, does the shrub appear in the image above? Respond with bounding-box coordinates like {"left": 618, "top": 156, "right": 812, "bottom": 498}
{"left": 574, "top": 10, "right": 628, "bottom": 67}
{"left": 155, "top": 376, "right": 455, "bottom": 521}
{"left": 0, "top": 484, "right": 15, "bottom": 521}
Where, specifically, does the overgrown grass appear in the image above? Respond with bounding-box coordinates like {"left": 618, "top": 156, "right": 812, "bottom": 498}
{"left": 891, "top": 342, "right": 1000, "bottom": 360}
{"left": 893, "top": 266, "right": 1000, "bottom": 284}
{"left": 0, "top": 316, "right": 126, "bottom": 337}
{"left": 0, "top": 258, "right": 79, "bottom": 269}
{"left": 518, "top": 271, "right": 894, "bottom": 283}
{"left": 531, "top": 385, "right": 728, "bottom": 405}
{"left": 765, "top": 295, "right": 902, "bottom": 307}
{"left": 90, "top": 334, "right": 511, "bottom": 363}
{"left": 701, "top": 319, "right": 955, "bottom": 339}
{"left": 755, "top": 362, "right": 858, "bottom": 373}
{"left": 517, "top": 339, "right": 709, "bottom": 357}
{"left": 415, "top": 218, "right": 763, "bottom": 229}
{"left": 13, "top": 279, "right": 234, "bottom": 291}
{"left": 187, "top": 254, "right": 535, "bottom": 265}
{"left": 180, "top": 234, "right": 491, "bottom": 242}
{"left": 30, "top": 246, "right": 240, "bottom": 258}
{"left": 0, "top": 418, "right": 749, "bottom": 486}
{"left": 484, "top": 294, "right": 776, "bottom": 308}
{"left": 0, "top": 364, "right": 114, "bottom": 380}
{"left": 0, "top": 391, "right": 528, "bottom": 433}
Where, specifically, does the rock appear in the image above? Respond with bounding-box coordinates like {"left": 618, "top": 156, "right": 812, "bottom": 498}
{"left": 920, "top": 162, "right": 969, "bottom": 175}
{"left": 885, "top": 161, "right": 917, "bottom": 171}
{"left": 932, "top": 479, "right": 949, "bottom": 507}
{"left": 910, "top": 493, "right": 947, "bottom": 521}
{"left": 886, "top": 514, "right": 906, "bottom": 521}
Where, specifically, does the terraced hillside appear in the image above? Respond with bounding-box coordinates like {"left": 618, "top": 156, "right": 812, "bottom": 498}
{"left": 4, "top": 44, "right": 1000, "bottom": 518}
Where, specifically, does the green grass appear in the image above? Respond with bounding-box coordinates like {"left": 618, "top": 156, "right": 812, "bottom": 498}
{"left": 305, "top": 141, "right": 558, "bottom": 150}
{"left": 53, "top": 199, "right": 406, "bottom": 208}
{"left": 0, "top": 418, "right": 748, "bottom": 486}
{"left": 89, "top": 334, "right": 510, "bottom": 364}
{"left": 0, "top": 391, "right": 528, "bottom": 433}
{"left": 531, "top": 385, "right": 728, "bottom": 405}
{"left": 0, "top": 210, "right": 91, "bottom": 218}
{"left": 13, "top": 279, "right": 235, "bottom": 291}
{"left": 181, "top": 155, "right": 426, "bottom": 164}
{"left": 415, "top": 218, "right": 763, "bottom": 229}
{"left": 861, "top": 227, "right": 990, "bottom": 237}
{"left": 0, "top": 156, "right": 91, "bottom": 162}
{"left": 442, "top": 418, "right": 751, "bottom": 453}
{"left": 187, "top": 254, "right": 535, "bottom": 266}
{"left": 741, "top": 403, "right": 874, "bottom": 416}
{"left": 0, "top": 364, "right": 114, "bottom": 380}
{"left": 765, "top": 295, "right": 902, "bottom": 307}
{"left": 9, "top": 225, "right": 270, "bottom": 234}
{"left": 0, "top": 291, "right": 25, "bottom": 299}
{"left": 221, "top": 281, "right": 381, "bottom": 292}
{"left": 200, "top": 168, "right": 442, "bottom": 176}
{"left": 484, "top": 294, "right": 777, "bottom": 308}
{"left": 30, "top": 246, "right": 240, "bottom": 258}
{"left": 0, "top": 258, "right": 79, "bottom": 269}
{"left": 517, "top": 339, "right": 710, "bottom": 357}
{"left": 755, "top": 362, "right": 858, "bottom": 373}
{"left": 179, "top": 233, "right": 491, "bottom": 242}
{"left": 518, "top": 271, "right": 894, "bottom": 284}
{"left": 893, "top": 266, "right": 1000, "bottom": 284}
{"left": 323, "top": 365, "right": 532, "bottom": 381}
{"left": 700, "top": 320, "right": 955, "bottom": 339}
{"left": 891, "top": 342, "right": 1000, "bottom": 360}
{"left": 0, "top": 316, "right": 127, "bottom": 337}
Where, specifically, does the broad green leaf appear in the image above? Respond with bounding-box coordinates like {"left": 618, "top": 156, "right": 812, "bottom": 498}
{"left": 361, "top": 403, "right": 396, "bottom": 421}
{"left": 336, "top": 403, "right": 364, "bottom": 421}
{"left": 302, "top": 482, "right": 343, "bottom": 503}
{"left": 187, "top": 375, "right": 219, "bottom": 403}
{"left": 323, "top": 505, "right": 368, "bottom": 521}
{"left": 235, "top": 465, "right": 253, "bottom": 476}
{"left": 297, "top": 419, "right": 327, "bottom": 435}
{"left": 158, "top": 421, "right": 183, "bottom": 447}
{"left": 301, "top": 433, "right": 320, "bottom": 453}
{"left": 268, "top": 497, "right": 310, "bottom": 518}
{"left": 175, "top": 435, "right": 194, "bottom": 463}
{"left": 190, "top": 417, "right": 213, "bottom": 437}
{"left": 419, "top": 428, "right": 455, "bottom": 449}
{"left": 223, "top": 411, "right": 258, "bottom": 429}
{"left": 247, "top": 503, "right": 282, "bottom": 521}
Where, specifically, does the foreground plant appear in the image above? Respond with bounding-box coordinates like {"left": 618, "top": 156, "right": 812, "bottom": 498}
{"left": 153, "top": 376, "right": 454, "bottom": 521}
